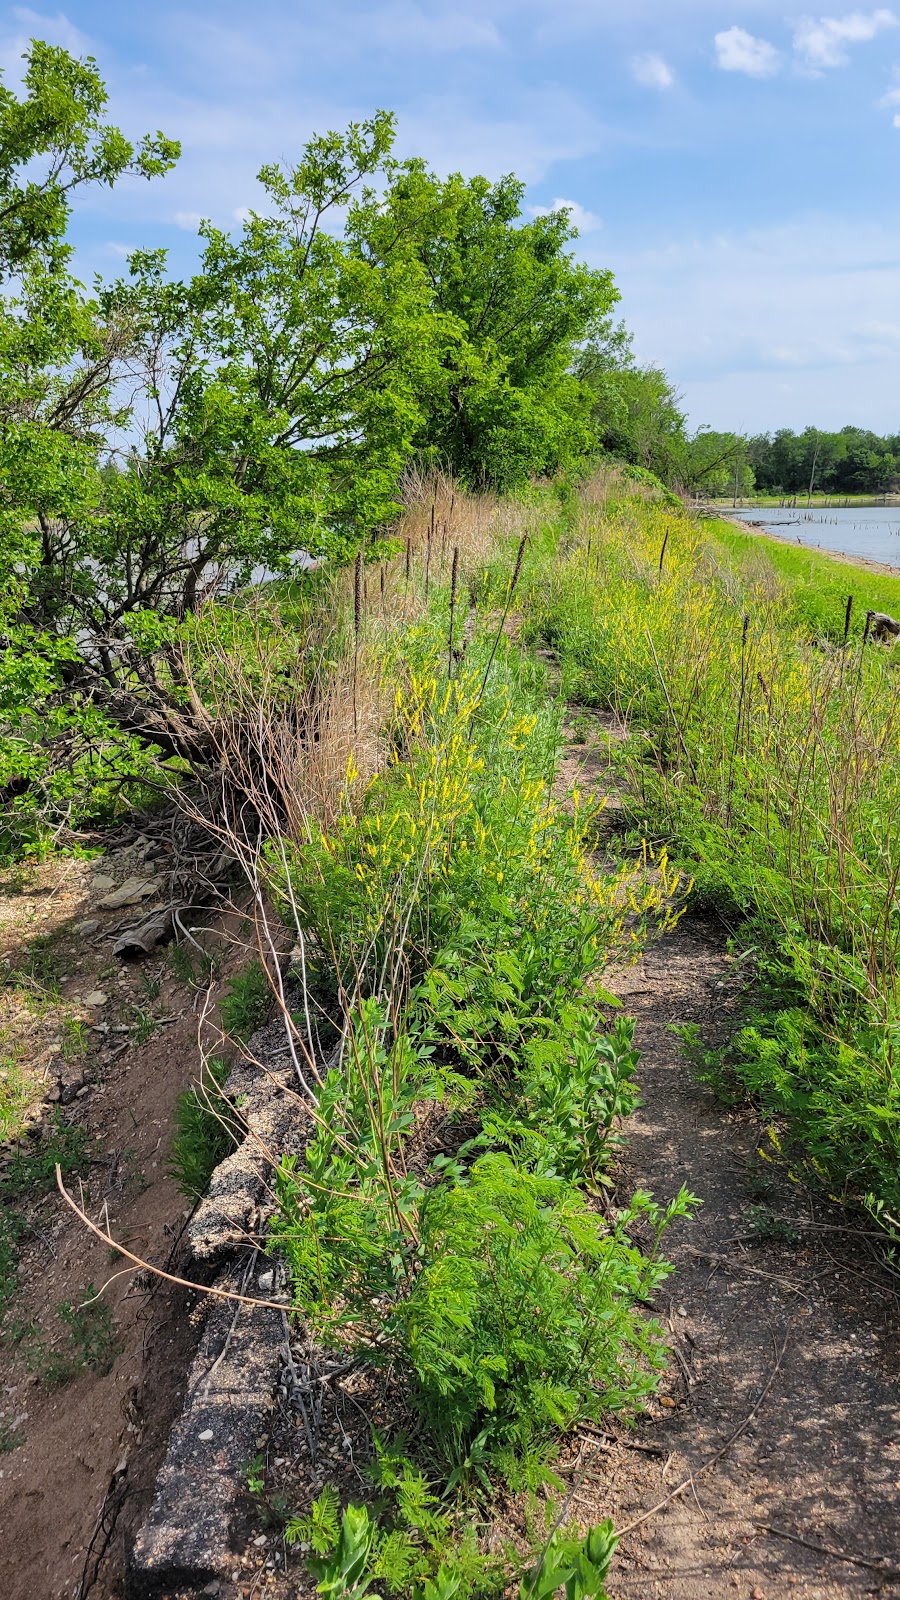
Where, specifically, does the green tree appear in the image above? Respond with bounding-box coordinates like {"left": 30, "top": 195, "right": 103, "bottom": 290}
{"left": 678, "top": 429, "right": 754, "bottom": 498}
{"left": 0, "top": 40, "right": 178, "bottom": 839}
{"left": 574, "top": 326, "right": 688, "bottom": 482}
{"left": 0, "top": 40, "right": 178, "bottom": 274}
{"left": 371, "top": 169, "right": 618, "bottom": 489}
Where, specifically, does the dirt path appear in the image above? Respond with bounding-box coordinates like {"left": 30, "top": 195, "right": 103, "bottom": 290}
{"left": 0, "top": 830, "right": 253, "bottom": 1600}
{"left": 582, "top": 912, "right": 900, "bottom": 1599}
{"left": 553, "top": 708, "right": 900, "bottom": 1598}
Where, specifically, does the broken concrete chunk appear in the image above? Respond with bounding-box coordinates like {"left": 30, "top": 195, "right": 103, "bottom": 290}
{"left": 97, "top": 876, "right": 161, "bottom": 909}
{"left": 83, "top": 990, "right": 109, "bottom": 1007}
{"left": 90, "top": 873, "right": 116, "bottom": 893}
{"left": 73, "top": 918, "right": 100, "bottom": 935}
{"left": 127, "top": 1272, "right": 282, "bottom": 1597}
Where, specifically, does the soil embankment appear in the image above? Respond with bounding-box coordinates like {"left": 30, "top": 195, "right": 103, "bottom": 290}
{"left": 0, "top": 832, "right": 250, "bottom": 1600}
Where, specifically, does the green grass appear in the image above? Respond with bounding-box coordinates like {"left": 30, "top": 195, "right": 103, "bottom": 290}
{"left": 707, "top": 517, "right": 900, "bottom": 637}
{"left": 169, "top": 1056, "right": 240, "bottom": 1200}
{"left": 220, "top": 960, "right": 271, "bottom": 1042}
{"left": 0, "top": 1056, "right": 30, "bottom": 1142}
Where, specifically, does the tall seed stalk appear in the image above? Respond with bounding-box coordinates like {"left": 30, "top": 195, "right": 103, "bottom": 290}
{"left": 447, "top": 546, "right": 459, "bottom": 680}
{"left": 425, "top": 500, "right": 434, "bottom": 601}
{"left": 477, "top": 535, "right": 527, "bottom": 702}
{"left": 353, "top": 550, "right": 362, "bottom": 735}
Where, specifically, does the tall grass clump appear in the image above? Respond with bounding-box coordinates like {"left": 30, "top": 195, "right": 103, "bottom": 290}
{"left": 528, "top": 475, "right": 900, "bottom": 1220}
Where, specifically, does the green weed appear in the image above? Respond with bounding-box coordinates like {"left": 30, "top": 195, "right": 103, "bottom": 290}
{"left": 60, "top": 1017, "right": 89, "bottom": 1060}
{"left": 0, "top": 1113, "right": 89, "bottom": 1200}
{"left": 168, "top": 940, "right": 216, "bottom": 988}
{"left": 0, "top": 1418, "right": 25, "bottom": 1451}
{"left": 220, "top": 961, "right": 270, "bottom": 1042}
{"left": 283, "top": 1464, "right": 617, "bottom": 1600}
{"left": 28, "top": 1285, "right": 123, "bottom": 1384}
{"left": 131, "top": 1008, "right": 158, "bottom": 1045}
{"left": 168, "top": 1056, "right": 240, "bottom": 1199}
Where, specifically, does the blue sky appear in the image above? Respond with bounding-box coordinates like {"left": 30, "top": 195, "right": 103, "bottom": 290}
{"left": 3, "top": 1, "right": 900, "bottom": 434}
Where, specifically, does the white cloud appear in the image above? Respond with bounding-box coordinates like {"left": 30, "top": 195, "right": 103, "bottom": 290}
{"left": 714, "top": 25, "right": 782, "bottom": 77}
{"left": 172, "top": 210, "right": 204, "bottom": 231}
{"left": 531, "top": 197, "right": 602, "bottom": 231}
{"left": 586, "top": 214, "right": 900, "bottom": 430}
{"left": 794, "top": 9, "right": 896, "bottom": 70}
{"left": 394, "top": 87, "right": 604, "bottom": 184}
{"left": 0, "top": 7, "right": 92, "bottom": 83}
{"left": 631, "top": 52, "right": 675, "bottom": 90}
{"left": 878, "top": 67, "right": 900, "bottom": 120}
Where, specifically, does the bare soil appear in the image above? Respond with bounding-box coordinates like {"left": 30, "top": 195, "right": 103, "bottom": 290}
{"left": 0, "top": 832, "right": 253, "bottom": 1600}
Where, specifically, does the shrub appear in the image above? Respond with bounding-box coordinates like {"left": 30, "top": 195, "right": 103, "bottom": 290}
{"left": 395, "top": 1156, "right": 690, "bottom": 1471}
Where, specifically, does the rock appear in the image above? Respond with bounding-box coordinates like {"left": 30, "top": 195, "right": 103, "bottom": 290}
{"left": 90, "top": 874, "right": 116, "bottom": 894}
{"left": 97, "top": 876, "right": 161, "bottom": 910}
{"left": 83, "top": 991, "right": 109, "bottom": 1007}
{"left": 74, "top": 918, "right": 100, "bottom": 935}
{"left": 658, "top": 1394, "right": 676, "bottom": 1408}
{"left": 112, "top": 907, "right": 175, "bottom": 958}
{"left": 197, "top": 1429, "right": 214, "bottom": 1442}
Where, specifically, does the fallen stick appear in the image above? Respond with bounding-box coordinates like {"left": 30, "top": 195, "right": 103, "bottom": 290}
{"left": 757, "top": 1523, "right": 900, "bottom": 1582}
{"left": 682, "top": 1244, "right": 809, "bottom": 1293}
{"left": 56, "top": 1165, "right": 293, "bottom": 1314}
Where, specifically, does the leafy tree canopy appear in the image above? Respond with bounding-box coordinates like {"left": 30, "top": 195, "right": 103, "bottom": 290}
{"left": 370, "top": 168, "right": 619, "bottom": 489}
{"left": 0, "top": 40, "right": 179, "bottom": 275}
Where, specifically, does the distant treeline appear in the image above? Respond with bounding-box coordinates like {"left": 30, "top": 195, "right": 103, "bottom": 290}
{"left": 746, "top": 428, "right": 900, "bottom": 497}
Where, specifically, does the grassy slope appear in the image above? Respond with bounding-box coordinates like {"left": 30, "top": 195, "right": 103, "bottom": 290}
{"left": 706, "top": 515, "right": 900, "bottom": 636}
{"left": 523, "top": 483, "right": 900, "bottom": 1217}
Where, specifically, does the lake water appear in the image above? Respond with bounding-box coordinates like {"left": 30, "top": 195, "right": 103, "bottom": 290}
{"left": 727, "top": 504, "right": 900, "bottom": 568}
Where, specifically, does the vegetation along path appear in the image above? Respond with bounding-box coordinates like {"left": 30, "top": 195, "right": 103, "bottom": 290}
{"left": 554, "top": 711, "right": 900, "bottom": 1599}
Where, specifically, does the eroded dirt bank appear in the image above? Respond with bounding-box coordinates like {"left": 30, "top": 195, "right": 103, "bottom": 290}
{"left": 0, "top": 831, "right": 250, "bottom": 1600}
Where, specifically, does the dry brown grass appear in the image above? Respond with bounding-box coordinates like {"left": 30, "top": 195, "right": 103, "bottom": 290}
{"left": 177, "top": 468, "right": 538, "bottom": 879}
{"left": 181, "top": 599, "right": 389, "bottom": 848}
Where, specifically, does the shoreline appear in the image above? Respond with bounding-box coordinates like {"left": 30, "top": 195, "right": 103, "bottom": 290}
{"left": 703, "top": 509, "right": 900, "bottom": 580}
